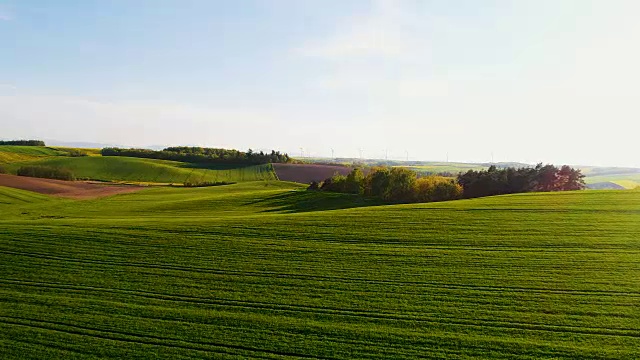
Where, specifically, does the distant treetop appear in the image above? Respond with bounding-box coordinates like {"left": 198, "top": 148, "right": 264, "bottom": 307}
{"left": 101, "top": 146, "right": 291, "bottom": 165}
{"left": 0, "top": 140, "right": 46, "bottom": 146}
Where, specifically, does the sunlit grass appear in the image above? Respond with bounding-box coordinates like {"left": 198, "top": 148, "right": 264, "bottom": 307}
{"left": 0, "top": 184, "right": 639, "bottom": 358}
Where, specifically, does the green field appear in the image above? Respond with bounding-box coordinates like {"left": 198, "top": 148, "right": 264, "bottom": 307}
{"left": 22, "top": 156, "right": 276, "bottom": 184}
{"left": 584, "top": 174, "right": 640, "bottom": 189}
{"left": 0, "top": 146, "right": 277, "bottom": 183}
{"left": 1, "top": 183, "right": 639, "bottom": 359}
{"left": 0, "top": 146, "right": 68, "bottom": 164}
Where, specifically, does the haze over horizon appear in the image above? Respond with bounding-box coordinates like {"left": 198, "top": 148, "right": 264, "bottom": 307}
{"left": 1, "top": 1, "right": 639, "bottom": 167}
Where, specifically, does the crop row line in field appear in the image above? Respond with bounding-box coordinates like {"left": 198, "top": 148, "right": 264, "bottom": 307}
{"left": 1, "top": 298, "right": 474, "bottom": 359}
{"left": 0, "top": 313, "right": 537, "bottom": 360}
{"left": 2, "top": 250, "right": 640, "bottom": 298}
{"left": 6, "top": 274, "right": 634, "bottom": 320}
{"left": 5, "top": 231, "right": 640, "bottom": 255}
{"left": 3, "top": 280, "right": 640, "bottom": 339}
{"left": 0, "top": 316, "right": 325, "bottom": 360}
{"left": 1, "top": 337, "right": 103, "bottom": 358}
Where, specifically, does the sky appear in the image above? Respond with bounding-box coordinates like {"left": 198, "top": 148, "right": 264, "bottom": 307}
{"left": 1, "top": 0, "right": 639, "bottom": 167}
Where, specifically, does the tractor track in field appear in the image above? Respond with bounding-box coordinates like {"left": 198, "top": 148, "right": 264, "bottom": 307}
{"left": 2, "top": 250, "right": 640, "bottom": 298}
{"left": 0, "top": 314, "right": 479, "bottom": 359}
{"left": 3, "top": 280, "right": 640, "bottom": 339}
{"left": 0, "top": 316, "right": 316, "bottom": 360}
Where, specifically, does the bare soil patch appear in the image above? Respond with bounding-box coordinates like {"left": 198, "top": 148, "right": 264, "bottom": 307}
{"left": 0, "top": 174, "right": 144, "bottom": 199}
{"left": 273, "top": 163, "right": 354, "bottom": 184}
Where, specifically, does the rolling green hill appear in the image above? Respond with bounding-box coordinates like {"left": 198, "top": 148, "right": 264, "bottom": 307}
{"left": 4, "top": 155, "right": 277, "bottom": 184}
{"left": 584, "top": 173, "right": 640, "bottom": 189}
{"left": 0, "top": 146, "right": 67, "bottom": 164}
{"left": 0, "top": 184, "right": 639, "bottom": 359}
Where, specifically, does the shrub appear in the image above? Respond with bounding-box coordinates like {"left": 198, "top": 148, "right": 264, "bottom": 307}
{"left": 67, "top": 149, "right": 88, "bottom": 157}
{"left": 320, "top": 172, "right": 348, "bottom": 192}
{"left": 182, "top": 181, "right": 235, "bottom": 187}
{"left": 17, "top": 166, "right": 75, "bottom": 181}
{"left": 0, "top": 165, "right": 6, "bottom": 174}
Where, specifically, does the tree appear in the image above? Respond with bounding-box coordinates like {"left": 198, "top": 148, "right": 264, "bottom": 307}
{"left": 534, "top": 164, "right": 559, "bottom": 192}
{"left": 345, "top": 168, "right": 365, "bottom": 194}
{"left": 387, "top": 167, "right": 417, "bottom": 202}
{"left": 364, "top": 167, "right": 391, "bottom": 198}
{"left": 415, "top": 176, "right": 463, "bottom": 202}
{"left": 556, "top": 165, "right": 585, "bottom": 191}
{"left": 458, "top": 164, "right": 585, "bottom": 198}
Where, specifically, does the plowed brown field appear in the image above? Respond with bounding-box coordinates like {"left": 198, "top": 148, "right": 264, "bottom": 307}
{"left": 273, "top": 163, "right": 353, "bottom": 184}
{"left": 0, "top": 174, "right": 143, "bottom": 199}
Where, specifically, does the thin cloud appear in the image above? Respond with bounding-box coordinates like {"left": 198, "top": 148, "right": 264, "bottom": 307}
{"left": 297, "top": 0, "right": 440, "bottom": 94}
{"left": 296, "top": 0, "right": 420, "bottom": 59}
{"left": 0, "top": 6, "right": 13, "bottom": 21}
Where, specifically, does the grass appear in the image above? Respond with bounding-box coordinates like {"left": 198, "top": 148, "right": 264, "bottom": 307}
{"left": 51, "top": 147, "right": 102, "bottom": 156}
{"left": 0, "top": 183, "right": 639, "bottom": 359}
{"left": 0, "top": 186, "right": 53, "bottom": 205}
{"left": 9, "top": 156, "right": 277, "bottom": 184}
{"left": 0, "top": 147, "right": 277, "bottom": 184}
{"left": 0, "top": 146, "right": 67, "bottom": 164}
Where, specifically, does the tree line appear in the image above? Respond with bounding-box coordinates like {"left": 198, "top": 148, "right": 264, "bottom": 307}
{"left": 457, "top": 164, "right": 585, "bottom": 198}
{"left": 311, "top": 163, "right": 585, "bottom": 204}
{"left": 0, "top": 140, "right": 46, "bottom": 146}
{"left": 17, "top": 165, "right": 75, "bottom": 181}
{"left": 101, "top": 147, "right": 291, "bottom": 165}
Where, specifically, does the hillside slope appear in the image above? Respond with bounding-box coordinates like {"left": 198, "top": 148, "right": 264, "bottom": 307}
{"left": 0, "top": 187, "right": 638, "bottom": 358}
{"left": 11, "top": 156, "right": 277, "bottom": 184}
{"left": 0, "top": 146, "right": 67, "bottom": 164}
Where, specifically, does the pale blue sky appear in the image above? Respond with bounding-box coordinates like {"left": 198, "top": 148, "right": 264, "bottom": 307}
{"left": 1, "top": 1, "right": 639, "bottom": 166}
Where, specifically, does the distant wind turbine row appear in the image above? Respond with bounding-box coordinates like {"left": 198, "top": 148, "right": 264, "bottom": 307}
{"left": 295, "top": 146, "right": 497, "bottom": 164}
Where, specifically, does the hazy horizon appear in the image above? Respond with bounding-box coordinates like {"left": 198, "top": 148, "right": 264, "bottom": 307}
{"left": 2, "top": 1, "right": 639, "bottom": 167}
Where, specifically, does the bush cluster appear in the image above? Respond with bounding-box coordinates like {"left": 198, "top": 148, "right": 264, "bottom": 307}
{"left": 101, "top": 147, "right": 290, "bottom": 165}
{"left": 312, "top": 167, "right": 463, "bottom": 204}
{"left": 67, "top": 149, "right": 88, "bottom": 157}
{"left": 17, "top": 166, "right": 75, "bottom": 181}
{"left": 0, "top": 165, "right": 7, "bottom": 174}
{"left": 0, "top": 140, "right": 46, "bottom": 146}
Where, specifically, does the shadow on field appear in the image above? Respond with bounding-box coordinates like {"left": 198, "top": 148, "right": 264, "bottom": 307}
{"left": 176, "top": 163, "right": 252, "bottom": 170}
{"left": 247, "top": 190, "right": 384, "bottom": 213}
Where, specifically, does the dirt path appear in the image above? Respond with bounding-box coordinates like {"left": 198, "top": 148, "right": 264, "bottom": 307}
{"left": 0, "top": 174, "right": 144, "bottom": 199}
